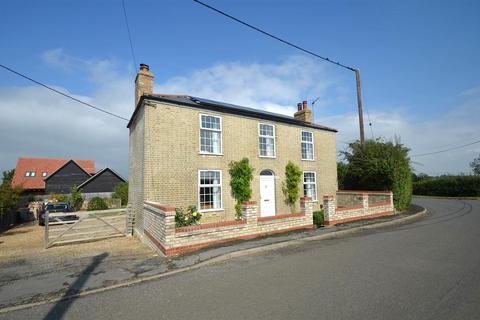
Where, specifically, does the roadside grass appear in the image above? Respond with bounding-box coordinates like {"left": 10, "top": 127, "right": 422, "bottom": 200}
{"left": 413, "top": 195, "right": 480, "bottom": 200}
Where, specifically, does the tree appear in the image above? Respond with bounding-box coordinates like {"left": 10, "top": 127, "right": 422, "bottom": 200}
{"left": 228, "top": 158, "right": 254, "bottom": 219}
{"left": 471, "top": 154, "right": 480, "bottom": 176}
{"left": 341, "top": 138, "right": 413, "bottom": 210}
{"left": 282, "top": 161, "right": 302, "bottom": 212}
{"left": 112, "top": 182, "right": 129, "bottom": 206}
{"left": 70, "top": 185, "right": 84, "bottom": 211}
{"left": 0, "top": 169, "right": 22, "bottom": 214}
{"left": 337, "top": 161, "right": 348, "bottom": 190}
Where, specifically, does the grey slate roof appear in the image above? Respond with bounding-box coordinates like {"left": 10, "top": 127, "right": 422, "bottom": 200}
{"left": 127, "top": 94, "right": 337, "bottom": 132}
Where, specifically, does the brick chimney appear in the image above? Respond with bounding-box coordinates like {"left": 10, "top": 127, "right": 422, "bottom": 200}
{"left": 135, "top": 63, "right": 154, "bottom": 107}
{"left": 294, "top": 100, "right": 312, "bottom": 123}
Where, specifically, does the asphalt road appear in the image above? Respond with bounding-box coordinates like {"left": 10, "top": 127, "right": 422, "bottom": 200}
{"left": 2, "top": 198, "right": 479, "bottom": 320}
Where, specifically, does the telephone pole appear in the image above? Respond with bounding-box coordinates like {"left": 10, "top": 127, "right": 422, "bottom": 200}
{"left": 355, "top": 69, "right": 365, "bottom": 147}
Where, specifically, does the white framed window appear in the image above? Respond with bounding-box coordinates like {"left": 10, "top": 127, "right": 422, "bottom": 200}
{"left": 301, "top": 131, "right": 314, "bottom": 160}
{"left": 303, "top": 171, "right": 317, "bottom": 201}
{"left": 258, "top": 123, "right": 276, "bottom": 158}
{"left": 42, "top": 172, "right": 47, "bottom": 177}
{"left": 25, "top": 172, "right": 31, "bottom": 177}
{"left": 198, "top": 170, "right": 223, "bottom": 211}
{"left": 199, "top": 114, "right": 222, "bottom": 155}
{"left": 30, "top": 171, "right": 36, "bottom": 177}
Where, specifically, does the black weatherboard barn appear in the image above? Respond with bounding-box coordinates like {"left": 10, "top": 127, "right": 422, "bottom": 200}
{"left": 77, "top": 168, "right": 126, "bottom": 193}
{"left": 44, "top": 160, "right": 92, "bottom": 194}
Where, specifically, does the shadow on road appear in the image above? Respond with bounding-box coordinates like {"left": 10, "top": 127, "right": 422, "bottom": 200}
{"left": 42, "top": 252, "right": 108, "bottom": 320}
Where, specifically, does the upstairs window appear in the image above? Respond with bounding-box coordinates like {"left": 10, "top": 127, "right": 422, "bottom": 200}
{"left": 259, "top": 123, "right": 276, "bottom": 158}
{"left": 200, "top": 114, "right": 222, "bottom": 154}
{"left": 30, "top": 171, "right": 36, "bottom": 177}
{"left": 25, "top": 172, "right": 31, "bottom": 177}
{"left": 42, "top": 172, "right": 47, "bottom": 177}
{"left": 303, "top": 172, "right": 317, "bottom": 201}
{"left": 301, "top": 131, "right": 314, "bottom": 160}
{"left": 199, "top": 170, "right": 222, "bottom": 211}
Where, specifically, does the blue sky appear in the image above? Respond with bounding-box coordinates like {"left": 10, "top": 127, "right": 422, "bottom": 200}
{"left": 1, "top": 0, "right": 479, "bottom": 177}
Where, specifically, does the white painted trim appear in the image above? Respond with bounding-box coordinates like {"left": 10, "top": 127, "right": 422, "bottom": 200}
{"left": 258, "top": 122, "right": 276, "bottom": 158}
{"left": 303, "top": 171, "right": 318, "bottom": 201}
{"left": 197, "top": 169, "right": 223, "bottom": 212}
{"left": 301, "top": 130, "right": 315, "bottom": 161}
{"left": 199, "top": 113, "right": 223, "bottom": 156}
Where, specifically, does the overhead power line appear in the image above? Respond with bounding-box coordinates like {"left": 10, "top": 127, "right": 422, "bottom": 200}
{"left": 0, "top": 64, "right": 129, "bottom": 121}
{"left": 192, "top": 0, "right": 373, "bottom": 147}
{"left": 121, "top": 0, "right": 137, "bottom": 68}
{"left": 192, "top": 0, "right": 356, "bottom": 72}
{"left": 411, "top": 139, "right": 480, "bottom": 157}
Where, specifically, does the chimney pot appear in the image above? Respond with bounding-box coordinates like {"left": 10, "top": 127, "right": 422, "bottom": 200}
{"left": 302, "top": 100, "right": 308, "bottom": 109}
{"left": 297, "top": 103, "right": 302, "bottom": 111}
{"left": 140, "top": 63, "right": 149, "bottom": 71}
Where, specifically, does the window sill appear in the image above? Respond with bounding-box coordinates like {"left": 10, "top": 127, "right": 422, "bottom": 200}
{"left": 199, "top": 152, "right": 223, "bottom": 156}
{"left": 199, "top": 208, "right": 225, "bottom": 213}
{"left": 301, "top": 158, "right": 315, "bottom": 161}
{"left": 259, "top": 155, "right": 276, "bottom": 159}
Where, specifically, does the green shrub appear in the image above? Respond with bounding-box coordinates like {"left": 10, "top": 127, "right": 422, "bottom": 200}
{"left": 87, "top": 197, "right": 108, "bottom": 211}
{"left": 112, "top": 182, "right": 128, "bottom": 206}
{"left": 50, "top": 193, "right": 68, "bottom": 202}
{"left": 413, "top": 175, "right": 480, "bottom": 197}
{"left": 341, "top": 138, "right": 412, "bottom": 210}
{"left": 282, "top": 161, "right": 302, "bottom": 211}
{"left": 229, "top": 158, "right": 254, "bottom": 219}
{"left": 0, "top": 169, "right": 22, "bottom": 214}
{"left": 70, "top": 185, "right": 83, "bottom": 211}
{"left": 337, "top": 161, "right": 348, "bottom": 190}
{"left": 313, "top": 210, "right": 324, "bottom": 227}
{"left": 175, "top": 205, "right": 202, "bottom": 227}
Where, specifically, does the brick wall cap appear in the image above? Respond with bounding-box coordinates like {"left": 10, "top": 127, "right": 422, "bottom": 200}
{"left": 337, "top": 190, "right": 392, "bottom": 195}
{"left": 145, "top": 201, "right": 176, "bottom": 212}
{"left": 241, "top": 201, "right": 257, "bottom": 205}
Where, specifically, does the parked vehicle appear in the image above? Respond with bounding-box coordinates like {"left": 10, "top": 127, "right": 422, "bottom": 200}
{"left": 39, "top": 202, "right": 78, "bottom": 226}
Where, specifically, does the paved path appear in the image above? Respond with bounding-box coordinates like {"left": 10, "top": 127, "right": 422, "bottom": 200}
{"left": 2, "top": 198, "right": 479, "bottom": 319}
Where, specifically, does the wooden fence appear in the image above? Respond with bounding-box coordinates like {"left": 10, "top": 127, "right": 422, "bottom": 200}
{"left": 44, "top": 209, "right": 128, "bottom": 248}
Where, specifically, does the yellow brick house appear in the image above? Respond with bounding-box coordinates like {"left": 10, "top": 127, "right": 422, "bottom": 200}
{"left": 127, "top": 64, "right": 338, "bottom": 241}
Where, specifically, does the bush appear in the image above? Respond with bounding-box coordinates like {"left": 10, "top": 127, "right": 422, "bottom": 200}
{"left": 50, "top": 193, "right": 68, "bottom": 202}
{"left": 313, "top": 210, "right": 324, "bottom": 227}
{"left": 413, "top": 175, "right": 480, "bottom": 197}
{"left": 175, "top": 205, "right": 202, "bottom": 227}
{"left": 282, "top": 161, "right": 302, "bottom": 211}
{"left": 112, "top": 182, "right": 128, "bottom": 206}
{"left": 0, "top": 169, "right": 22, "bottom": 214}
{"left": 70, "top": 185, "right": 83, "bottom": 211}
{"left": 229, "top": 158, "right": 254, "bottom": 219}
{"left": 341, "top": 138, "right": 412, "bottom": 210}
{"left": 87, "top": 197, "right": 108, "bottom": 211}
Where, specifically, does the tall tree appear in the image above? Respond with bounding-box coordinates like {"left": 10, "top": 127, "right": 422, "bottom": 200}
{"left": 471, "top": 154, "right": 480, "bottom": 176}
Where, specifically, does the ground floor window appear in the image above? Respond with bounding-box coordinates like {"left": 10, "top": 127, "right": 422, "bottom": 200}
{"left": 303, "top": 171, "right": 317, "bottom": 201}
{"left": 199, "top": 170, "right": 222, "bottom": 211}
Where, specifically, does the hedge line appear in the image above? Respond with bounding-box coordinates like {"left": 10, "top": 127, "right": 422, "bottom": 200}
{"left": 413, "top": 175, "right": 480, "bottom": 197}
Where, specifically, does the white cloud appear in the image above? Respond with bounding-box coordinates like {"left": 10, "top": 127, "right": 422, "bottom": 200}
{"left": 1, "top": 52, "right": 478, "bottom": 178}
{"left": 0, "top": 51, "right": 132, "bottom": 177}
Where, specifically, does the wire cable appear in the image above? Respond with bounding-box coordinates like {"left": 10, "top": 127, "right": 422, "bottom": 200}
{"left": 0, "top": 63, "right": 129, "bottom": 121}
{"left": 411, "top": 139, "right": 480, "bottom": 157}
{"left": 192, "top": 0, "right": 356, "bottom": 72}
{"left": 122, "top": 0, "right": 137, "bottom": 68}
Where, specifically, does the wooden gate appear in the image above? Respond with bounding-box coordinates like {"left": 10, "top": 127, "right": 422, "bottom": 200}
{"left": 44, "top": 209, "right": 128, "bottom": 248}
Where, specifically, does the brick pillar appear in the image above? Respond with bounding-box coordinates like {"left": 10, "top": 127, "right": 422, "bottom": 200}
{"left": 323, "top": 195, "right": 336, "bottom": 225}
{"left": 163, "top": 208, "right": 176, "bottom": 244}
{"left": 300, "top": 197, "right": 314, "bottom": 223}
{"left": 241, "top": 201, "right": 258, "bottom": 225}
{"left": 362, "top": 193, "right": 369, "bottom": 215}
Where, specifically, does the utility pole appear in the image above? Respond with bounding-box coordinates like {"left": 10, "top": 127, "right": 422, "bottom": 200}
{"left": 355, "top": 68, "right": 366, "bottom": 147}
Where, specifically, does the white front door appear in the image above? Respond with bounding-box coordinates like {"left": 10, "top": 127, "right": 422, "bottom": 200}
{"left": 260, "top": 172, "right": 276, "bottom": 217}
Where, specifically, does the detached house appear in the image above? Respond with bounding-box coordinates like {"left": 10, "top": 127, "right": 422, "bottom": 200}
{"left": 127, "top": 64, "right": 339, "bottom": 252}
